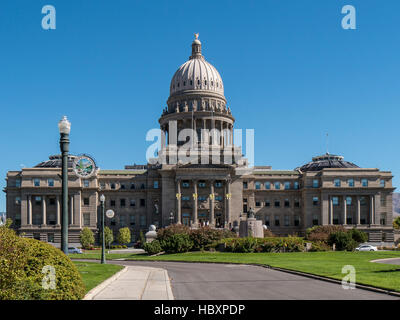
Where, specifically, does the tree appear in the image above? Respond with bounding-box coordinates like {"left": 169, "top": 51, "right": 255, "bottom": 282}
{"left": 117, "top": 227, "right": 131, "bottom": 245}
{"left": 79, "top": 227, "right": 94, "bottom": 249}
{"left": 100, "top": 226, "right": 114, "bottom": 249}
{"left": 393, "top": 217, "right": 400, "bottom": 230}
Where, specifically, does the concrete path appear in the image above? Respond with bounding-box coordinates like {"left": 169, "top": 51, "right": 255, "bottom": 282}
{"left": 109, "top": 261, "right": 399, "bottom": 300}
{"left": 371, "top": 257, "right": 400, "bottom": 265}
{"left": 86, "top": 265, "right": 174, "bottom": 300}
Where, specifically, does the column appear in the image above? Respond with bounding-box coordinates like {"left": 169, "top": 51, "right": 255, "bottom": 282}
{"left": 28, "top": 195, "right": 32, "bottom": 225}
{"left": 193, "top": 180, "right": 198, "bottom": 226}
{"left": 220, "top": 121, "right": 223, "bottom": 146}
{"left": 329, "top": 196, "right": 333, "bottom": 225}
{"left": 74, "top": 194, "right": 82, "bottom": 228}
{"left": 343, "top": 196, "right": 347, "bottom": 225}
{"left": 210, "top": 180, "right": 215, "bottom": 226}
{"left": 225, "top": 180, "right": 231, "bottom": 226}
{"left": 356, "top": 196, "right": 361, "bottom": 225}
{"left": 230, "top": 125, "right": 233, "bottom": 145}
{"left": 202, "top": 119, "right": 206, "bottom": 144}
{"left": 42, "top": 196, "right": 47, "bottom": 225}
{"left": 70, "top": 196, "right": 74, "bottom": 225}
{"left": 370, "top": 195, "right": 374, "bottom": 225}
{"left": 211, "top": 118, "right": 215, "bottom": 145}
{"left": 56, "top": 196, "right": 60, "bottom": 226}
{"left": 176, "top": 180, "right": 181, "bottom": 224}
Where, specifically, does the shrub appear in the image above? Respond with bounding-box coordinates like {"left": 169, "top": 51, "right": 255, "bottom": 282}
{"left": 117, "top": 227, "right": 131, "bottom": 245}
{"left": 393, "top": 217, "right": 400, "bottom": 230}
{"left": 348, "top": 228, "right": 368, "bottom": 244}
{"left": 79, "top": 227, "right": 94, "bottom": 249}
{"left": 190, "top": 227, "right": 236, "bottom": 251}
{"left": 309, "top": 241, "right": 331, "bottom": 252}
{"left": 157, "top": 224, "right": 191, "bottom": 243}
{"left": 160, "top": 233, "right": 193, "bottom": 253}
{"left": 100, "top": 226, "right": 113, "bottom": 249}
{"left": 306, "top": 225, "right": 346, "bottom": 242}
{"left": 0, "top": 227, "right": 85, "bottom": 300}
{"left": 216, "top": 237, "right": 305, "bottom": 253}
{"left": 143, "top": 240, "right": 163, "bottom": 255}
{"left": 328, "top": 231, "right": 358, "bottom": 251}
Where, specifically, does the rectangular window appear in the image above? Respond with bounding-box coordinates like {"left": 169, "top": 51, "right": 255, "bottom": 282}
{"left": 332, "top": 197, "right": 339, "bottom": 206}
{"left": 274, "top": 200, "right": 280, "bottom": 207}
{"left": 49, "top": 198, "right": 56, "bottom": 205}
{"left": 83, "top": 197, "right": 90, "bottom": 206}
{"left": 265, "top": 182, "right": 271, "bottom": 190}
{"left": 284, "top": 215, "right": 290, "bottom": 226}
{"left": 34, "top": 178, "right": 40, "bottom": 187}
{"left": 294, "top": 215, "right": 300, "bottom": 226}
{"left": 362, "top": 179, "right": 368, "bottom": 187}
{"left": 130, "top": 214, "right": 136, "bottom": 226}
{"left": 130, "top": 183, "right": 136, "bottom": 189}
{"left": 255, "top": 201, "right": 261, "bottom": 207}
{"left": 274, "top": 182, "right": 280, "bottom": 190}
{"left": 215, "top": 196, "right": 222, "bottom": 201}
{"left": 48, "top": 179, "right": 54, "bottom": 187}
{"left": 120, "top": 184, "right": 126, "bottom": 190}
{"left": 198, "top": 181, "right": 206, "bottom": 188}
{"left": 380, "top": 180, "right": 385, "bottom": 187}
{"left": 294, "top": 181, "right": 299, "bottom": 190}
{"left": 140, "top": 215, "right": 146, "bottom": 227}
{"left": 182, "top": 181, "right": 190, "bottom": 188}
{"left": 120, "top": 199, "right": 126, "bottom": 207}
{"left": 15, "top": 179, "right": 21, "bottom": 187}
{"left": 140, "top": 199, "right": 146, "bottom": 207}
{"left": 265, "top": 200, "right": 270, "bottom": 207}
{"left": 334, "top": 179, "right": 341, "bottom": 187}
{"left": 284, "top": 182, "right": 290, "bottom": 190}
{"left": 83, "top": 213, "right": 90, "bottom": 226}
{"left": 346, "top": 196, "right": 352, "bottom": 206}
{"left": 294, "top": 200, "right": 300, "bottom": 208}
{"left": 47, "top": 233, "right": 55, "bottom": 243}
{"left": 312, "top": 215, "right": 319, "bottom": 225}
{"left": 215, "top": 181, "right": 223, "bottom": 188}
{"left": 243, "top": 204, "right": 248, "bottom": 213}
{"left": 255, "top": 182, "right": 261, "bottom": 190}
{"left": 274, "top": 215, "right": 280, "bottom": 226}
{"left": 284, "top": 199, "right": 290, "bottom": 207}
{"left": 110, "top": 200, "right": 116, "bottom": 207}
{"left": 35, "top": 196, "right": 42, "bottom": 205}
{"left": 360, "top": 197, "right": 366, "bottom": 206}
{"left": 120, "top": 215, "right": 126, "bottom": 227}
{"left": 182, "top": 196, "right": 190, "bottom": 201}
{"left": 198, "top": 196, "right": 207, "bottom": 201}
{"left": 83, "top": 180, "right": 90, "bottom": 187}
{"left": 243, "top": 181, "right": 248, "bottom": 189}
{"left": 15, "top": 196, "right": 21, "bottom": 205}
{"left": 154, "top": 181, "right": 159, "bottom": 189}
{"left": 380, "top": 214, "right": 386, "bottom": 225}
{"left": 265, "top": 216, "right": 270, "bottom": 226}
{"left": 130, "top": 199, "right": 136, "bottom": 207}
{"left": 111, "top": 183, "right": 116, "bottom": 189}
{"left": 312, "top": 179, "right": 318, "bottom": 188}
{"left": 348, "top": 179, "right": 354, "bottom": 187}
{"left": 313, "top": 197, "right": 319, "bottom": 206}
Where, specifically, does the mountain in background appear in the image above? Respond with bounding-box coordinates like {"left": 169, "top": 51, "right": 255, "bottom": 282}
{"left": 393, "top": 193, "right": 400, "bottom": 217}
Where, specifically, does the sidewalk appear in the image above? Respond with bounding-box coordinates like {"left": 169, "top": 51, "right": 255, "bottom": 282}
{"left": 84, "top": 265, "right": 174, "bottom": 300}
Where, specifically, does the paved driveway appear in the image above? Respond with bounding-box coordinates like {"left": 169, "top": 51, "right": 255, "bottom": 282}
{"left": 372, "top": 258, "right": 400, "bottom": 265}
{"left": 109, "top": 261, "right": 398, "bottom": 300}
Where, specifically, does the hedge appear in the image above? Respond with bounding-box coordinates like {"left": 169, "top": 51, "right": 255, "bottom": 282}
{"left": 0, "top": 227, "right": 85, "bottom": 300}
{"left": 215, "top": 237, "right": 305, "bottom": 253}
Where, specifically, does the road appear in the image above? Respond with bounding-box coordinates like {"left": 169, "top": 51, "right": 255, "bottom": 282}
{"left": 106, "top": 260, "right": 398, "bottom": 300}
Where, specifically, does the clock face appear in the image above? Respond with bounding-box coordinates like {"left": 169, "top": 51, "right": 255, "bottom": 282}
{"left": 106, "top": 210, "right": 115, "bottom": 219}
{"left": 73, "top": 155, "right": 96, "bottom": 178}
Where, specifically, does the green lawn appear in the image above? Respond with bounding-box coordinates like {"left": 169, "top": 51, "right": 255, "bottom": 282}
{"left": 73, "top": 261, "right": 123, "bottom": 293}
{"left": 73, "top": 251, "right": 400, "bottom": 292}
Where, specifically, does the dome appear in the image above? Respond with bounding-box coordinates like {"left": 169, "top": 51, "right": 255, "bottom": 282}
{"left": 35, "top": 155, "right": 77, "bottom": 168}
{"left": 169, "top": 34, "right": 224, "bottom": 97}
{"left": 297, "top": 153, "right": 359, "bottom": 172}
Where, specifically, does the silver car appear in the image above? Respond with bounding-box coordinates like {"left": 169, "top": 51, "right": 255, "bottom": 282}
{"left": 355, "top": 244, "right": 378, "bottom": 252}
{"left": 68, "top": 247, "right": 83, "bottom": 254}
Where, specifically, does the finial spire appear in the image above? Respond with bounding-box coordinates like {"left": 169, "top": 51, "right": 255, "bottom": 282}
{"left": 190, "top": 33, "right": 204, "bottom": 60}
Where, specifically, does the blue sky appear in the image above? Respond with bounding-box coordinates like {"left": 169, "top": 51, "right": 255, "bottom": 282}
{"left": 0, "top": 0, "right": 399, "bottom": 211}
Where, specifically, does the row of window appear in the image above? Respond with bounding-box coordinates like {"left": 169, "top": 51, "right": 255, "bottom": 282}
{"left": 109, "top": 198, "right": 146, "bottom": 208}
{"left": 17, "top": 179, "right": 92, "bottom": 188}
{"left": 109, "top": 215, "right": 147, "bottom": 227}
{"left": 181, "top": 195, "right": 223, "bottom": 201}
{"left": 182, "top": 181, "right": 224, "bottom": 188}
{"left": 172, "top": 79, "right": 222, "bottom": 89}
{"left": 244, "top": 181, "right": 299, "bottom": 190}
{"left": 103, "top": 182, "right": 157, "bottom": 190}
{"left": 263, "top": 215, "right": 301, "bottom": 227}
{"left": 253, "top": 199, "right": 301, "bottom": 208}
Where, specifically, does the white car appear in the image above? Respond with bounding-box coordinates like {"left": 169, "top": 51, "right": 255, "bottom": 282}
{"left": 355, "top": 244, "right": 378, "bottom": 252}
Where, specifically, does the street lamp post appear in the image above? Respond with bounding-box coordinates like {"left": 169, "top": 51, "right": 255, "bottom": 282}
{"left": 58, "top": 116, "right": 71, "bottom": 255}
{"left": 100, "top": 194, "right": 106, "bottom": 264}
{"left": 169, "top": 211, "right": 174, "bottom": 225}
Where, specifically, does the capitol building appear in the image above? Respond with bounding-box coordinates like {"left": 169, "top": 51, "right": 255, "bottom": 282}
{"left": 4, "top": 36, "right": 395, "bottom": 244}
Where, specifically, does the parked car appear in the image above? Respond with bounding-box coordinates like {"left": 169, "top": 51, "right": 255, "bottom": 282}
{"left": 355, "top": 244, "right": 378, "bottom": 252}
{"left": 68, "top": 247, "right": 83, "bottom": 254}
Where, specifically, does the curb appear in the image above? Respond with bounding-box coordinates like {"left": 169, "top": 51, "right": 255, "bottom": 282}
{"left": 83, "top": 266, "right": 128, "bottom": 300}
{"left": 370, "top": 257, "right": 400, "bottom": 263}
{"left": 163, "top": 269, "right": 175, "bottom": 300}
